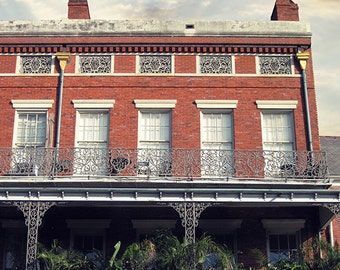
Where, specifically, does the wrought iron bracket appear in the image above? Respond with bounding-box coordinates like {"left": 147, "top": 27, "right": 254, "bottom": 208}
{"left": 11, "top": 201, "right": 56, "bottom": 270}
{"left": 169, "top": 202, "right": 212, "bottom": 244}
{"left": 323, "top": 203, "right": 340, "bottom": 216}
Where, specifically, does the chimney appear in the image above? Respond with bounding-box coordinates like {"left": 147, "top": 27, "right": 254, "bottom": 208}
{"left": 271, "top": 0, "right": 299, "bottom": 21}
{"left": 68, "top": 0, "right": 91, "bottom": 19}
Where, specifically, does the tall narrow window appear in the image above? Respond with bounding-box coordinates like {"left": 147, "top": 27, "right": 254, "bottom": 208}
{"left": 11, "top": 100, "right": 54, "bottom": 176}
{"left": 261, "top": 111, "right": 296, "bottom": 177}
{"left": 15, "top": 113, "right": 47, "bottom": 148}
{"left": 201, "top": 110, "right": 234, "bottom": 177}
{"left": 75, "top": 111, "right": 109, "bottom": 175}
{"left": 76, "top": 111, "right": 109, "bottom": 149}
{"left": 139, "top": 111, "right": 171, "bottom": 150}
{"left": 138, "top": 110, "right": 171, "bottom": 176}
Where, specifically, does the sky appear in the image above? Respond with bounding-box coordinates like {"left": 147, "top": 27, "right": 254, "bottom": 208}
{"left": 0, "top": 0, "right": 339, "bottom": 136}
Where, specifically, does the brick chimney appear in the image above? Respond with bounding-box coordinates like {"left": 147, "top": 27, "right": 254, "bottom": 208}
{"left": 68, "top": 0, "right": 91, "bottom": 19}
{"left": 271, "top": 0, "right": 299, "bottom": 21}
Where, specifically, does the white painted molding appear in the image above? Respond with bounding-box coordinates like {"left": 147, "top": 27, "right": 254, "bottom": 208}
{"left": 195, "top": 100, "right": 238, "bottom": 109}
{"left": 134, "top": 99, "right": 177, "bottom": 109}
{"left": 262, "top": 219, "right": 305, "bottom": 234}
{"left": 72, "top": 99, "right": 115, "bottom": 109}
{"left": 11, "top": 99, "right": 54, "bottom": 109}
{"left": 256, "top": 100, "right": 298, "bottom": 109}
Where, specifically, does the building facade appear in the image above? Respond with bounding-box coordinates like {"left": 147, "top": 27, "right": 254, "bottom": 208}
{"left": 0, "top": 0, "right": 338, "bottom": 269}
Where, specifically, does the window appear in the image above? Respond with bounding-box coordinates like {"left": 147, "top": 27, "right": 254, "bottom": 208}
{"left": 196, "top": 100, "right": 237, "bottom": 177}
{"left": 257, "top": 101, "right": 297, "bottom": 177}
{"left": 135, "top": 100, "right": 176, "bottom": 176}
{"left": 139, "top": 55, "right": 172, "bottom": 74}
{"left": 78, "top": 55, "right": 112, "bottom": 74}
{"left": 11, "top": 100, "right": 54, "bottom": 175}
{"left": 73, "top": 100, "right": 115, "bottom": 175}
{"left": 15, "top": 113, "right": 47, "bottom": 148}
{"left": 261, "top": 112, "right": 295, "bottom": 152}
{"left": 199, "top": 55, "right": 233, "bottom": 74}
{"left": 19, "top": 55, "right": 53, "bottom": 74}
{"left": 67, "top": 219, "right": 111, "bottom": 261}
{"left": 262, "top": 219, "right": 305, "bottom": 265}
{"left": 269, "top": 234, "right": 298, "bottom": 263}
{"left": 258, "top": 56, "right": 292, "bottom": 75}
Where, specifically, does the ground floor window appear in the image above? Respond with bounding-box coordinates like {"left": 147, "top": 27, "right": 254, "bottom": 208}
{"left": 269, "top": 234, "right": 298, "bottom": 263}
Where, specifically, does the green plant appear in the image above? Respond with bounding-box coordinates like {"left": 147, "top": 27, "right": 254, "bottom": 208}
{"left": 38, "top": 240, "right": 93, "bottom": 270}
{"left": 120, "top": 239, "right": 156, "bottom": 270}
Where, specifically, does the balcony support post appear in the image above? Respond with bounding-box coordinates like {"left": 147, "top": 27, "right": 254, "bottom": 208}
{"left": 12, "top": 201, "right": 56, "bottom": 270}
{"left": 169, "top": 202, "right": 211, "bottom": 244}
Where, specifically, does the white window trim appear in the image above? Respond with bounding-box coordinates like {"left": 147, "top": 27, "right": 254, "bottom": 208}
{"left": 256, "top": 100, "right": 298, "bottom": 109}
{"left": 195, "top": 100, "right": 238, "bottom": 109}
{"left": 72, "top": 99, "right": 115, "bottom": 109}
{"left": 134, "top": 99, "right": 177, "bottom": 109}
{"left": 12, "top": 100, "right": 54, "bottom": 110}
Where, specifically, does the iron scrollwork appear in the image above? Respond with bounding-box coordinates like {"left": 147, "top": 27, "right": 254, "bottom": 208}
{"left": 139, "top": 55, "right": 172, "bottom": 73}
{"left": 200, "top": 55, "right": 232, "bottom": 74}
{"left": 169, "top": 202, "right": 211, "bottom": 244}
{"left": 13, "top": 201, "right": 56, "bottom": 270}
{"left": 20, "top": 56, "right": 52, "bottom": 74}
{"left": 259, "top": 56, "right": 292, "bottom": 75}
{"left": 79, "top": 55, "right": 112, "bottom": 73}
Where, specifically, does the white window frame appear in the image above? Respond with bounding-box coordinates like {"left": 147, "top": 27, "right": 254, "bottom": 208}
{"left": 12, "top": 100, "right": 54, "bottom": 148}
{"left": 72, "top": 100, "right": 115, "bottom": 175}
{"left": 257, "top": 100, "right": 298, "bottom": 178}
{"left": 196, "top": 100, "right": 237, "bottom": 177}
{"left": 134, "top": 100, "right": 176, "bottom": 176}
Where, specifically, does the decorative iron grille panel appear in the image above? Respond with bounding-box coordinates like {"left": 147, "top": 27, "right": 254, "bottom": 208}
{"left": 139, "top": 55, "right": 172, "bottom": 73}
{"left": 79, "top": 55, "right": 112, "bottom": 73}
{"left": 20, "top": 56, "right": 52, "bottom": 74}
{"left": 259, "top": 56, "right": 292, "bottom": 75}
{"left": 200, "top": 55, "right": 233, "bottom": 74}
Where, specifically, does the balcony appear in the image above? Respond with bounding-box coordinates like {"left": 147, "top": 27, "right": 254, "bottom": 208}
{"left": 0, "top": 148, "right": 328, "bottom": 182}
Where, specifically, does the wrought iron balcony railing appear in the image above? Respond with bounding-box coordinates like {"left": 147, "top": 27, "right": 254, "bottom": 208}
{"left": 0, "top": 148, "right": 328, "bottom": 181}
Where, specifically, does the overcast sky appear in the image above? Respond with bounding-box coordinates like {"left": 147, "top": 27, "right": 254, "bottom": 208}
{"left": 0, "top": 0, "right": 339, "bottom": 136}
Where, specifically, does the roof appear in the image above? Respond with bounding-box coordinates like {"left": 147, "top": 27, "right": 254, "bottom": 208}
{"left": 320, "top": 136, "right": 340, "bottom": 176}
{"left": 0, "top": 19, "right": 311, "bottom": 37}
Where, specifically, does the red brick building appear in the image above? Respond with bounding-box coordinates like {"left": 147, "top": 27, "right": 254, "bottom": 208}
{"left": 0, "top": 0, "right": 338, "bottom": 269}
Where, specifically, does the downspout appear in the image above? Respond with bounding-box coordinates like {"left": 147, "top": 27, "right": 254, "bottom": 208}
{"left": 55, "top": 52, "right": 71, "bottom": 149}
{"left": 296, "top": 52, "right": 313, "bottom": 152}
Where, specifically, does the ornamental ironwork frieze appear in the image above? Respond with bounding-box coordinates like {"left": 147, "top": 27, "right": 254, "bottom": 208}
{"left": 169, "top": 202, "right": 211, "bottom": 244}
{"left": 200, "top": 55, "right": 232, "bottom": 74}
{"left": 139, "top": 55, "right": 172, "bottom": 73}
{"left": 259, "top": 56, "right": 292, "bottom": 75}
{"left": 79, "top": 55, "right": 112, "bottom": 73}
{"left": 20, "top": 56, "right": 52, "bottom": 74}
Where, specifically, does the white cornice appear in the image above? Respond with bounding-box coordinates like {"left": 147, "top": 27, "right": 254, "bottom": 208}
{"left": 72, "top": 99, "right": 115, "bottom": 109}
{"left": 11, "top": 99, "right": 54, "bottom": 109}
{"left": 256, "top": 100, "right": 298, "bottom": 109}
{"left": 134, "top": 99, "right": 177, "bottom": 109}
{"left": 195, "top": 100, "right": 238, "bottom": 109}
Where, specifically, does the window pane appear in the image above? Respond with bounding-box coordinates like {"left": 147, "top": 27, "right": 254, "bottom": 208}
{"left": 279, "top": 235, "right": 289, "bottom": 250}
{"left": 269, "top": 235, "right": 279, "bottom": 250}
{"left": 16, "top": 113, "right": 46, "bottom": 147}
{"left": 77, "top": 112, "right": 108, "bottom": 147}
{"left": 202, "top": 112, "right": 233, "bottom": 149}
{"left": 139, "top": 111, "right": 170, "bottom": 148}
